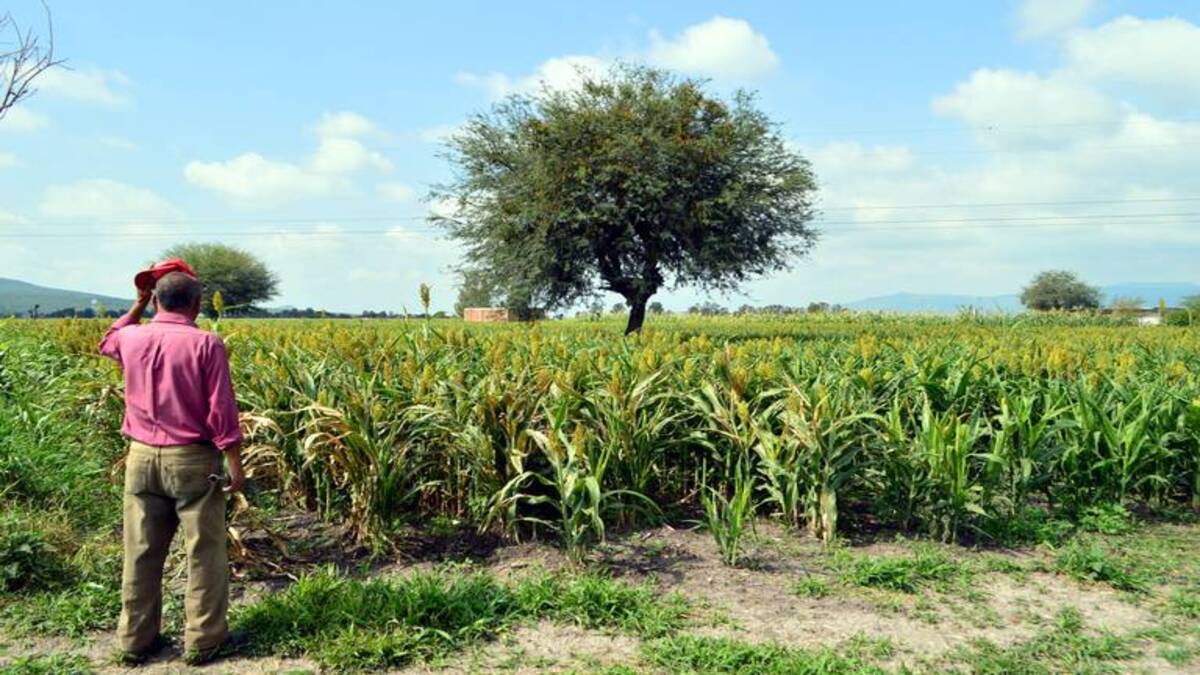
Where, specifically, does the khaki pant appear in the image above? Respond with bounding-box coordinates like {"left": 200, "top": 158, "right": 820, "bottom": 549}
{"left": 118, "top": 441, "right": 228, "bottom": 654}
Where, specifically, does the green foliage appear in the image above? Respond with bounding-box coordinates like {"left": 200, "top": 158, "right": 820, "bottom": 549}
{"left": 0, "top": 654, "right": 95, "bottom": 675}
{"left": 840, "top": 547, "right": 967, "bottom": 593}
{"left": 642, "top": 636, "right": 884, "bottom": 675}
{"left": 433, "top": 65, "right": 818, "bottom": 333}
{"left": 1054, "top": 537, "right": 1148, "bottom": 593}
{"left": 1168, "top": 587, "right": 1200, "bottom": 618}
{"left": 0, "top": 520, "right": 71, "bottom": 593}
{"left": 233, "top": 567, "right": 686, "bottom": 671}
{"left": 1078, "top": 503, "right": 1135, "bottom": 535}
{"left": 944, "top": 607, "right": 1135, "bottom": 673}
{"left": 792, "top": 575, "right": 832, "bottom": 598}
{"left": 1020, "top": 270, "right": 1101, "bottom": 311}
{"left": 162, "top": 242, "right": 279, "bottom": 316}
{"left": 701, "top": 460, "right": 756, "bottom": 567}
{"left": 453, "top": 267, "right": 497, "bottom": 316}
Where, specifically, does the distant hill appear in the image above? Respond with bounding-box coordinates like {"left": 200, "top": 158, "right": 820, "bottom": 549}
{"left": 848, "top": 282, "right": 1200, "bottom": 313}
{"left": 0, "top": 278, "right": 130, "bottom": 316}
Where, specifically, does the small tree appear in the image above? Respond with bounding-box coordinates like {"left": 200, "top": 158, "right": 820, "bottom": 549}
{"left": 1020, "top": 270, "right": 1100, "bottom": 311}
{"left": 453, "top": 268, "right": 496, "bottom": 317}
{"left": 1109, "top": 296, "right": 1145, "bottom": 316}
{"left": 1, "top": 5, "right": 62, "bottom": 121}
{"left": 433, "top": 65, "right": 818, "bottom": 334}
{"left": 162, "top": 242, "right": 279, "bottom": 316}
{"left": 648, "top": 301, "right": 665, "bottom": 315}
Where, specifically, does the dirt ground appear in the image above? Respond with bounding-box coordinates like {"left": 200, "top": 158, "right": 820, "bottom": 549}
{"left": 0, "top": 522, "right": 1193, "bottom": 674}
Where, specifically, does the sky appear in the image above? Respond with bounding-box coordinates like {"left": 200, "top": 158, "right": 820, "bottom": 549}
{"left": 1, "top": 0, "right": 1197, "bottom": 313}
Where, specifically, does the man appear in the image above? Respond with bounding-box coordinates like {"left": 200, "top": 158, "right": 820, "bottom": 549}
{"left": 99, "top": 265, "right": 246, "bottom": 666}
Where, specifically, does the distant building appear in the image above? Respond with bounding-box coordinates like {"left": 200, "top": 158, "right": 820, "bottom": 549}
{"left": 463, "top": 307, "right": 546, "bottom": 322}
{"left": 464, "top": 307, "right": 510, "bottom": 322}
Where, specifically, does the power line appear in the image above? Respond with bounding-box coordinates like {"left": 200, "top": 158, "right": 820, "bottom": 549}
{"left": 2, "top": 217, "right": 1195, "bottom": 240}
{"left": 8, "top": 197, "right": 1200, "bottom": 230}
{"left": 785, "top": 117, "right": 1200, "bottom": 137}
{"left": 13, "top": 209, "right": 1200, "bottom": 233}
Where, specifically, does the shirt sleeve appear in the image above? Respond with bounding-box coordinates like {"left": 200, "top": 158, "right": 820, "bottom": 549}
{"left": 203, "top": 337, "right": 244, "bottom": 451}
{"left": 97, "top": 311, "right": 141, "bottom": 363}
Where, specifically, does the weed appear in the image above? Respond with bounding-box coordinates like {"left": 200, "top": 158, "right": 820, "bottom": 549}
{"left": 793, "top": 575, "right": 832, "bottom": 599}
{"left": 1078, "top": 503, "right": 1135, "bottom": 535}
{"left": 841, "top": 547, "right": 968, "bottom": 593}
{"left": 1169, "top": 587, "right": 1200, "bottom": 618}
{"left": 945, "top": 607, "right": 1135, "bottom": 672}
{"left": 1054, "top": 537, "right": 1147, "bottom": 593}
{"left": 642, "top": 635, "right": 885, "bottom": 674}
{"left": 232, "top": 567, "right": 687, "bottom": 670}
{"left": 0, "top": 654, "right": 94, "bottom": 675}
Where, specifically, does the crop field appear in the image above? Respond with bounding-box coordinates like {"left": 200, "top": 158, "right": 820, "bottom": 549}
{"left": 1, "top": 314, "right": 1198, "bottom": 673}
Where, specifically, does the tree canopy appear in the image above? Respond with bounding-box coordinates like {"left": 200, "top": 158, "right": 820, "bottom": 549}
{"left": 161, "top": 242, "right": 279, "bottom": 316}
{"left": 432, "top": 65, "right": 818, "bottom": 333}
{"left": 1020, "top": 270, "right": 1101, "bottom": 311}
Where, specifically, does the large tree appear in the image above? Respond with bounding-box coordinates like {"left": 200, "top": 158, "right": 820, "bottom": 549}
{"left": 162, "top": 242, "right": 279, "bottom": 316}
{"left": 1020, "top": 270, "right": 1101, "bottom": 311}
{"left": 1, "top": 4, "right": 62, "bottom": 121}
{"left": 432, "top": 65, "right": 818, "bottom": 333}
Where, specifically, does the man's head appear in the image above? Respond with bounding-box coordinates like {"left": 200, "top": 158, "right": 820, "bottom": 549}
{"left": 154, "top": 271, "right": 203, "bottom": 318}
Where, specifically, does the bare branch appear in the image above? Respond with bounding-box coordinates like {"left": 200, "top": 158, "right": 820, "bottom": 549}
{"left": 0, "top": 1, "right": 64, "bottom": 121}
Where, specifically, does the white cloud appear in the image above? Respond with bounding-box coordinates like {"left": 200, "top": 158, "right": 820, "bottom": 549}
{"left": 309, "top": 137, "right": 393, "bottom": 174}
{"left": 0, "top": 106, "right": 49, "bottom": 132}
{"left": 315, "top": 111, "right": 381, "bottom": 139}
{"left": 0, "top": 208, "right": 26, "bottom": 225}
{"left": 37, "top": 179, "right": 184, "bottom": 249}
{"left": 456, "top": 15, "right": 778, "bottom": 100}
{"left": 647, "top": 16, "right": 779, "bottom": 80}
{"left": 1065, "top": 16, "right": 1200, "bottom": 100}
{"left": 1017, "top": 0, "right": 1095, "bottom": 39}
{"left": 932, "top": 69, "right": 1121, "bottom": 146}
{"left": 185, "top": 111, "right": 394, "bottom": 203}
{"left": 40, "top": 179, "right": 178, "bottom": 221}
{"left": 456, "top": 55, "right": 608, "bottom": 99}
{"left": 185, "top": 153, "right": 340, "bottom": 202}
{"left": 0, "top": 153, "right": 18, "bottom": 169}
{"left": 97, "top": 136, "right": 139, "bottom": 151}
{"left": 377, "top": 182, "right": 416, "bottom": 202}
{"left": 35, "top": 66, "right": 133, "bottom": 107}
{"left": 385, "top": 225, "right": 439, "bottom": 248}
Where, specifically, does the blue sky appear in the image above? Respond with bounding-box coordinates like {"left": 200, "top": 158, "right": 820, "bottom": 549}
{"left": 1, "top": 0, "right": 1197, "bottom": 312}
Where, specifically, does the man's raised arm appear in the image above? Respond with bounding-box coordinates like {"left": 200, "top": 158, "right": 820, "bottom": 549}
{"left": 99, "top": 284, "right": 152, "bottom": 362}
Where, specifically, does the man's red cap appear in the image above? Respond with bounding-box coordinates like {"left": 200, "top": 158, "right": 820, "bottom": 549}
{"left": 134, "top": 258, "right": 198, "bottom": 291}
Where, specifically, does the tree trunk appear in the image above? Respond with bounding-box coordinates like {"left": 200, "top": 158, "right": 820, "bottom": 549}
{"left": 624, "top": 295, "right": 649, "bottom": 335}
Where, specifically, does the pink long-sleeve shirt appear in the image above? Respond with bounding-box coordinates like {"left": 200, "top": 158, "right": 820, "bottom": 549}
{"left": 98, "top": 309, "right": 243, "bottom": 451}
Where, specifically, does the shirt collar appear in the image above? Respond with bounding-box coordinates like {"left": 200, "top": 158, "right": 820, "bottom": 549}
{"left": 152, "top": 310, "right": 197, "bottom": 326}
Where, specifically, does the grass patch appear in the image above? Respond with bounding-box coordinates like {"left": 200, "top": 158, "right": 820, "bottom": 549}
{"left": 1054, "top": 537, "right": 1147, "bottom": 593}
{"left": 839, "top": 546, "right": 969, "bottom": 593}
{"left": 1168, "top": 587, "right": 1200, "bottom": 618}
{"left": 641, "top": 635, "right": 884, "bottom": 674}
{"left": 232, "top": 566, "right": 687, "bottom": 671}
{"left": 793, "top": 575, "right": 832, "bottom": 599}
{"left": 0, "top": 535, "right": 123, "bottom": 637}
{"left": 0, "top": 654, "right": 94, "bottom": 675}
{"left": 944, "top": 607, "right": 1135, "bottom": 673}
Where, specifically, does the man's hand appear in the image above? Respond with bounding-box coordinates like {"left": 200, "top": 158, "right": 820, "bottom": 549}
{"left": 223, "top": 446, "right": 246, "bottom": 494}
{"left": 136, "top": 284, "right": 152, "bottom": 307}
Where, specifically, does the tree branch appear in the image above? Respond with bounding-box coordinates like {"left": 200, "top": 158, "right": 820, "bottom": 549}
{"left": 0, "top": 2, "right": 63, "bottom": 121}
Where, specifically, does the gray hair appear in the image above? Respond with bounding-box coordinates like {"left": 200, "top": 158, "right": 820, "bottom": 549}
{"left": 155, "top": 271, "right": 202, "bottom": 312}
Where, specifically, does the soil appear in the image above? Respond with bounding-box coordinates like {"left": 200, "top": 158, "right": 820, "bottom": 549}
{"left": 0, "top": 521, "right": 1192, "bottom": 674}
